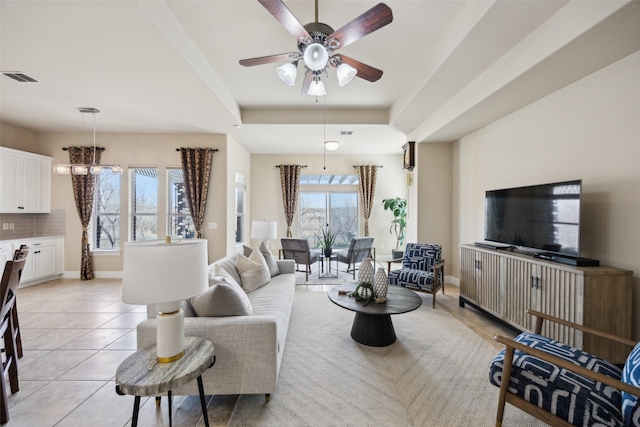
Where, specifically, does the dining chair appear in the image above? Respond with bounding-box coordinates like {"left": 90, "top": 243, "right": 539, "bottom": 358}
{"left": 11, "top": 246, "right": 28, "bottom": 358}
{"left": 0, "top": 255, "right": 27, "bottom": 424}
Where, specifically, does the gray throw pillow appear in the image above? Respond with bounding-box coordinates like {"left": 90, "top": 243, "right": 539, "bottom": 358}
{"left": 190, "top": 276, "right": 252, "bottom": 317}
{"left": 236, "top": 249, "right": 271, "bottom": 292}
{"left": 243, "top": 243, "right": 280, "bottom": 277}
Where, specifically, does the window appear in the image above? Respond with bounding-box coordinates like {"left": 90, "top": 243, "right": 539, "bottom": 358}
{"left": 91, "top": 172, "right": 120, "bottom": 250}
{"left": 299, "top": 192, "right": 358, "bottom": 248}
{"left": 130, "top": 168, "right": 158, "bottom": 241}
{"left": 235, "top": 172, "right": 246, "bottom": 244}
{"left": 167, "top": 168, "right": 195, "bottom": 238}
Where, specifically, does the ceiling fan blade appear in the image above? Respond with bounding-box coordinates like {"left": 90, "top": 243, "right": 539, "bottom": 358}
{"left": 301, "top": 72, "right": 313, "bottom": 95}
{"left": 334, "top": 55, "right": 383, "bottom": 82}
{"left": 239, "top": 53, "right": 300, "bottom": 67}
{"left": 328, "top": 3, "right": 393, "bottom": 49}
{"left": 258, "top": 0, "right": 311, "bottom": 41}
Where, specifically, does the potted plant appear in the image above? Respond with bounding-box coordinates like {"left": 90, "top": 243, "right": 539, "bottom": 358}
{"left": 315, "top": 225, "right": 339, "bottom": 257}
{"left": 382, "top": 197, "right": 407, "bottom": 259}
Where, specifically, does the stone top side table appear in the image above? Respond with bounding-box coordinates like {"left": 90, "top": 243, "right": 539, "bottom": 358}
{"left": 116, "top": 336, "right": 215, "bottom": 427}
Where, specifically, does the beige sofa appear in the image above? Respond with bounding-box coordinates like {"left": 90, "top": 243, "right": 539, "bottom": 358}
{"left": 136, "top": 253, "right": 296, "bottom": 401}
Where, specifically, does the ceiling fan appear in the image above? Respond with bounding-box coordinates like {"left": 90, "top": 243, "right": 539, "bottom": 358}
{"left": 239, "top": 0, "right": 393, "bottom": 96}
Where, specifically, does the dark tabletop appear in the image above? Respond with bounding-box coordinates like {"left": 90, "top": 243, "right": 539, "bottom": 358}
{"left": 328, "top": 283, "right": 422, "bottom": 316}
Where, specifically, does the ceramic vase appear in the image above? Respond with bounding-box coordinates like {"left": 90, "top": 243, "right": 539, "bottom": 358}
{"left": 358, "top": 257, "right": 374, "bottom": 284}
{"left": 373, "top": 267, "right": 388, "bottom": 298}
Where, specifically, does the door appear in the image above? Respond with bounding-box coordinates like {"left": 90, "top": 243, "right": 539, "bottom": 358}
{"left": 35, "top": 245, "right": 56, "bottom": 277}
{"left": 503, "top": 257, "right": 536, "bottom": 331}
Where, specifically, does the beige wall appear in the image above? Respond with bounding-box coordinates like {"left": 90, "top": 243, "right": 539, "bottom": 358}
{"left": 34, "top": 132, "right": 229, "bottom": 272}
{"left": 0, "top": 122, "right": 39, "bottom": 152}
{"left": 416, "top": 143, "right": 453, "bottom": 275}
{"left": 453, "top": 51, "right": 640, "bottom": 337}
{"left": 249, "top": 153, "right": 406, "bottom": 256}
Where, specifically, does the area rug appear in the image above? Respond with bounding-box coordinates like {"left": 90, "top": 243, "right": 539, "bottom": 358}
{"left": 228, "top": 290, "right": 545, "bottom": 426}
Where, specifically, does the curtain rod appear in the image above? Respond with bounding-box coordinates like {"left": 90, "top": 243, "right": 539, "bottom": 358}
{"left": 275, "top": 165, "right": 307, "bottom": 168}
{"left": 353, "top": 165, "right": 383, "bottom": 168}
{"left": 175, "top": 148, "right": 219, "bottom": 152}
{"left": 62, "top": 147, "right": 105, "bottom": 151}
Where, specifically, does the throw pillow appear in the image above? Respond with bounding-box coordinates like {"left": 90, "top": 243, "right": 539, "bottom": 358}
{"left": 190, "top": 276, "right": 252, "bottom": 317}
{"left": 236, "top": 249, "right": 271, "bottom": 292}
{"left": 242, "top": 244, "right": 280, "bottom": 277}
{"left": 259, "top": 242, "right": 280, "bottom": 276}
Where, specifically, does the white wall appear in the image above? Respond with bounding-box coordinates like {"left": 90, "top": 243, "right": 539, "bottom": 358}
{"left": 453, "top": 51, "right": 640, "bottom": 337}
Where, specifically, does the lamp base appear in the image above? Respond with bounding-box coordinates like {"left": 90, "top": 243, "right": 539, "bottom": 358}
{"left": 156, "top": 305, "right": 185, "bottom": 363}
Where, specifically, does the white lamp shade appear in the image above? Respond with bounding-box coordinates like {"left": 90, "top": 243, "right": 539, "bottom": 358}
{"left": 276, "top": 63, "right": 297, "bottom": 86}
{"left": 307, "top": 80, "right": 326, "bottom": 96}
{"left": 122, "top": 239, "right": 209, "bottom": 305}
{"left": 303, "top": 43, "right": 329, "bottom": 71}
{"left": 324, "top": 141, "right": 340, "bottom": 151}
{"left": 337, "top": 63, "right": 357, "bottom": 86}
{"left": 251, "top": 221, "right": 277, "bottom": 241}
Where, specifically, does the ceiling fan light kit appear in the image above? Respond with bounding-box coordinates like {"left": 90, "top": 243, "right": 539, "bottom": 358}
{"left": 240, "top": 0, "right": 393, "bottom": 96}
{"left": 324, "top": 140, "right": 339, "bottom": 151}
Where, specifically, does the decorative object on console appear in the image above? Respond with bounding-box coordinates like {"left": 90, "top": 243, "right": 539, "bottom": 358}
{"left": 373, "top": 266, "right": 388, "bottom": 299}
{"left": 239, "top": 0, "right": 392, "bottom": 96}
{"left": 122, "top": 238, "right": 208, "bottom": 362}
{"left": 358, "top": 257, "right": 375, "bottom": 284}
{"left": 402, "top": 141, "right": 415, "bottom": 171}
{"left": 251, "top": 220, "right": 277, "bottom": 246}
{"left": 53, "top": 108, "right": 123, "bottom": 175}
{"left": 382, "top": 197, "right": 407, "bottom": 258}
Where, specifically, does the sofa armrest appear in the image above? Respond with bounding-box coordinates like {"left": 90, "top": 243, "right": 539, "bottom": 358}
{"left": 276, "top": 259, "right": 295, "bottom": 275}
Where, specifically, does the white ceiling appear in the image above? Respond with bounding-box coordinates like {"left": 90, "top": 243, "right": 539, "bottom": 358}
{"left": 1, "top": 0, "right": 639, "bottom": 154}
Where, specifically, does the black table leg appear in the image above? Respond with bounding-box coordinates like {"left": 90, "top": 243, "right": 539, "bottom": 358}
{"left": 197, "top": 375, "right": 210, "bottom": 427}
{"left": 168, "top": 390, "right": 172, "bottom": 427}
{"left": 350, "top": 312, "right": 396, "bottom": 346}
{"left": 132, "top": 396, "right": 141, "bottom": 427}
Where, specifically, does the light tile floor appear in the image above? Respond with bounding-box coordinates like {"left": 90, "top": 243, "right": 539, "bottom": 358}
{"left": 5, "top": 278, "right": 516, "bottom": 426}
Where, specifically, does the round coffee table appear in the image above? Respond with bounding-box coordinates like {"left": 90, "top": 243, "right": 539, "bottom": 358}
{"left": 328, "top": 283, "right": 422, "bottom": 347}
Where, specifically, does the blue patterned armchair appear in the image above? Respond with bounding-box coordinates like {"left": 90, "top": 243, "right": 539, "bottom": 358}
{"left": 387, "top": 243, "right": 445, "bottom": 308}
{"left": 491, "top": 309, "right": 640, "bottom": 427}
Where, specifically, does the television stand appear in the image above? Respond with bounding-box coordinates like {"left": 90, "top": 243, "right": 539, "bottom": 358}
{"left": 533, "top": 252, "right": 599, "bottom": 267}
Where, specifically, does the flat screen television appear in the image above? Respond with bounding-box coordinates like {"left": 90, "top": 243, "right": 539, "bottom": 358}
{"left": 484, "top": 180, "right": 582, "bottom": 257}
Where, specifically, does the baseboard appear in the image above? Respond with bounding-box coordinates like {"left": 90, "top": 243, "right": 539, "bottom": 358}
{"left": 63, "top": 270, "right": 123, "bottom": 279}
{"left": 446, "top": 275, "right": 459, "bottom": 286}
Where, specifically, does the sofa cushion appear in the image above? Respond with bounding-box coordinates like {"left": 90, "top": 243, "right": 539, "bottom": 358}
{"left": 243, "top": 243, "right": 280, "bottom": 277}
{"left": 190, "top": 276, "right": 252, "bottom": 317}
{"left": 388, "top": 269, "right": 435, "bottom": 292}
{"left": 236, "top": 249, "right": 271, "bottom": 293}
{"left": 621, "top": 342, "right": 640, "bottom": 426}
{"left": 490, "top": 332, "right": 623, "bottom": 426}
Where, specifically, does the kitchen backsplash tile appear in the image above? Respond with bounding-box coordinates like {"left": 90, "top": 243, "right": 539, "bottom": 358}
{"left": 0, "top": 209, "right": 66, "bottom": 240}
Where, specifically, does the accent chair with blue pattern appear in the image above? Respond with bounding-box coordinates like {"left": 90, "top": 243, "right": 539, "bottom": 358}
{"left": 386, "top": 243, "right": 445, "bottom": 308}
{"left": 491, "top": 309, "right": 640, "bottom": 427}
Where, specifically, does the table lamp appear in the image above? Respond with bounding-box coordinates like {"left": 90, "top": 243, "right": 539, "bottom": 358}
{"left": 251, "top": 220, "right": 277, "bottom": 246}
{"left": 122, "top": 238, "right": 208, "bottom": 362}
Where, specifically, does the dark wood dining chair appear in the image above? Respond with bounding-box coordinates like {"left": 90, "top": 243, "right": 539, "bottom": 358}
{"left": 0, "top": 255, "right": 27, "bottom": 424}
{"left": 11, "top": 246, "right": 28, "bottom": 358}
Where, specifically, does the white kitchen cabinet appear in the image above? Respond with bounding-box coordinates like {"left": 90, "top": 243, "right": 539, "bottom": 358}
{"left": 0, "top": 237, "right": 64, "bottom": 287}
{"left": 0, "top": 147, "right": 51, "bottom": 213}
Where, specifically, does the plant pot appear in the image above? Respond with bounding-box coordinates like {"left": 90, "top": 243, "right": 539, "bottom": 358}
{"left": 324, "top": 247, "right": 332, "bottom": 257}
{"left": 392, "top": 250, "right": 404, "bottom": 260}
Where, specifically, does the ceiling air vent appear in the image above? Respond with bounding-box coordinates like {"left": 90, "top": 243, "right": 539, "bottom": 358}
{"left": 2, "top": 72, "right": 39, "bottom": 83}
{"left": 339, "top": 131, "right": 354, "bottom": 136}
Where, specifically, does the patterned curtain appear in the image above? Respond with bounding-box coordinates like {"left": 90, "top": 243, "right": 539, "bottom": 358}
{"left": 279, "top": 165, "right": 302, "bottom": 237}
{"left": 69, "top": 146, "right": 104, "bottom": 280}
{"left": 180, "top": 148, "right": 215, "bottom": 238}
{"left": 355, "top": 165, "right": 378, "bottom": 236}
